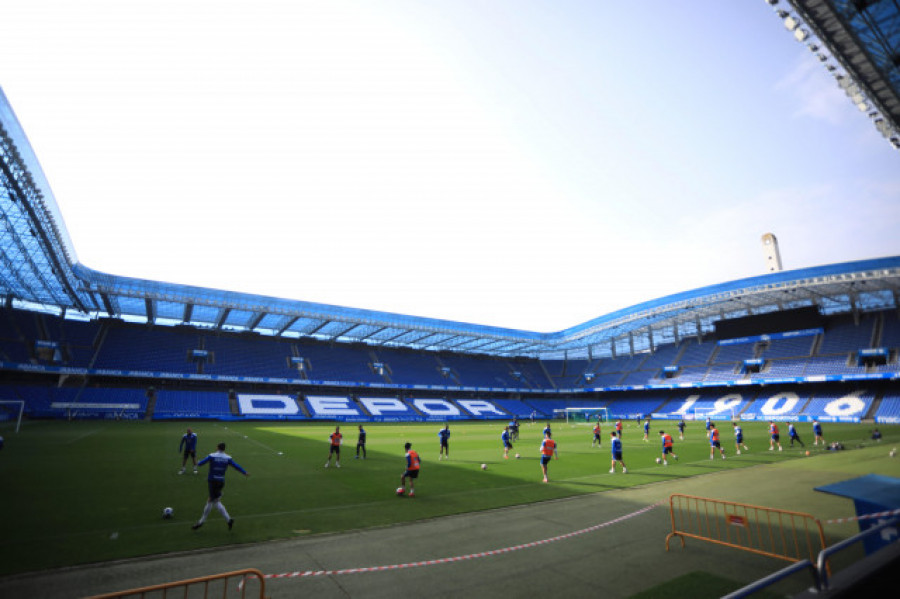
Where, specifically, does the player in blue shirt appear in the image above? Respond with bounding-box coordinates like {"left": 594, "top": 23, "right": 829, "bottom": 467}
{"left": 543, "top": 423, "right": 552, "bottom": 439}
{"left": 677, "top": 419, "right": 686, "bottom": 441}
{"left": 642, "top": 418, "right": 651, "bottom": 442}
{"left": 732, "top": 422, "right": 749, "bottom": 454}
{"left": 438, "top": 424, "right": 450, "bottom": 460}
{"left": 812, "top": 419, "right": 824, "bottom": 446}
{"left": 356, "top": 425, "right": 367, "bottom": 459}
{"left": 609, "top": 432, "right": 627, "bottom": 474}
{"left": 179, "top": 428, "right": 198, "bottom": 475}
{"left": 192, "top": 442, "right": 249, "bottom": 531}
{"left": 502, "top": 426, "right": 513, "bottom": 459}
{"left": 787, "top": 422, "right": 805, "bottom": 448}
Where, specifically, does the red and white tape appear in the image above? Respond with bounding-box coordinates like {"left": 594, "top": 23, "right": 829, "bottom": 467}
{"left": 826, "top": 508, "right": 900, "bottom": 525}
{"left": 261, "top": 501, "right": 664, "bottom": 582}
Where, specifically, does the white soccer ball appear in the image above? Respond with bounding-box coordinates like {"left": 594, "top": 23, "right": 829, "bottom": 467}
{"left": 396, "top": 487, "right": 405, "bottom": 496}
{"left": 162, "top": 507, "right": 174, "bottom": 519}
{"left": 515, "top": 453, "right": 520, "bottom": 459}
{"left": 481, "top": 463, "right": 487, "bottom": 470}
{"left": 655, "top": 457, "right": 661, "bottom": 464}
{"left": 891, "top": 448, "right": 897, "bottom": 458}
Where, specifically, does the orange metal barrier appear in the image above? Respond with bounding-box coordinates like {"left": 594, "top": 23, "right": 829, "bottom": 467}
{"left": 666, "top": 493, "right": 827, "bottom": 565}
{"left": 86, "top": 568, "right": 266, "bottom": 599}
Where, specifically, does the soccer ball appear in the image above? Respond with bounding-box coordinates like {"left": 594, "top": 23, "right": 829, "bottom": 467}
{"left": 515, "top": 453, "right": 520, "bottom": 459}
{"left": 396, "top": 487, "right": 405, "bottom": 496}
{"left": 805, "top": 450, "right": 810, "bottom": 456}
{"left": 891, "top": 448, "right": 897, "bottom": 458}
{"left": 655, "top": 457, "right": 661, "bottom": 464}
{"left": 162, "top": 507, "right": 174, "bottom": 519}
{"left": 481, "top": 463, "right": 487, "bottom": 470}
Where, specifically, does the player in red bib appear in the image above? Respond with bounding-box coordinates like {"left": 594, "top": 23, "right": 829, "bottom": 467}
{"left": 324, "top": 426, "right": 343, "bottom": 468}
{"left": 768, "top": 421, "right": 783, "bottom": 452}
{"left": 659, "top": 430, "right": 678, "bottom": 465}
{"left": 400, "top": 442, "right": 421, "bottom": 497}
{"left": 709, "top": 423, "right": 726, "bottom": 460}
{"left": 539, "top": 432, "right": 558, "bottom": 483}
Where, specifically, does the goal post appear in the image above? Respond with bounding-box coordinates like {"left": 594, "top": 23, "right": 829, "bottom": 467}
{"left": 0, "top": 400, "right": 25, "bottom": 433}
{"left": 552, "top": 407, "right": 609, "bottom": 424}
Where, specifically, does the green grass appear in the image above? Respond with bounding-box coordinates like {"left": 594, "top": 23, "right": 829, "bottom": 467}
{"left": 629, "top": 572, "right": 784, "bottom": 599}
{"left": 0, "top": 418, "right": 897, "bottom": 576}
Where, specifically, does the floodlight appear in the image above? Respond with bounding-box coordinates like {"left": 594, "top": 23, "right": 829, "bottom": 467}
{"left": 794, "top": 28, "right": 809, "bottom": 42}
{"left": 784, "top": 16, "right": 799, "bottom": 31}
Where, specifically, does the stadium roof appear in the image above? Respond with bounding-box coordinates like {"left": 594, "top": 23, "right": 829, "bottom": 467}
{"left": 776, "top": 0, "right": 900, "bottom": 149}
{"left": 3, "top": 0, "right": 900, "bottom": 360}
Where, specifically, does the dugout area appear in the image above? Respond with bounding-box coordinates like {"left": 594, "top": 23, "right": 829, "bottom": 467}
{"left": 1, "top": 432, "right": 897, "bottom": 598}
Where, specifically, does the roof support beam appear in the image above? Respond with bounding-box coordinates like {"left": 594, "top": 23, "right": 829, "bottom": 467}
{"left": 182, "top": 303, "right": 193, "bottom": 324}
{"left": 304, "top": 319, "right": 331, "bottom": 336}
{"left": 357, "top": 326, "right": 388, "bottom": 341}
{"left": 331, "top": 323, "right": 359, "bottom": 340}
{"left": 215, "top": 308, "right": 231, "bottom": 330}
{"left": 276, "top": 315, "right": 299, "bottom": 336}
{"left": 145, "top": 298, "right": 155, "bottom": 324}
{"left": 246, "top": 311, "right": 266, "bottom": 331}
{"left": 100, "top": 292, "right": 115, "bottom": 317}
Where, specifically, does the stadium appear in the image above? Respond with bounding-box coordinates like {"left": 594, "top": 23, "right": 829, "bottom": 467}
{"left": 1, "top": 1, "right": 900, "bottom": 598}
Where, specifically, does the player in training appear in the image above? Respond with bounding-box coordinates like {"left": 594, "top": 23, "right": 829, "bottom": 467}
{"left": 732, "top": 421, "right": 749, "bottom": 454}
{"left": 192, "top": 442, "right": 249, "bottom": 531}
{"left": 678, "top": 419, "right": 686, "bottom": 440}
{"left": 399, "top": 442, "right": 420, "bottom": 497}
{"left": 659, "top": 430, "right": 678, "bottom": 465}
{"left": 787, "top": 421, "right": 805, "bottom": 448}
{"left": 502, "top": 425, "right": 513, "bottom": 459}
{"left": 708, "top": 423, "right": 726, "bottom": 460}
{"left": 543, "top": 422, "right": 552, "bottom": 438}
{"left": 609, "top": 431, "right": 626, "bottom": 473}
{"left": 642, "top": 418, "right": 651, "bottom": 442}
{"left": 438, "top": 423, "right": 450, "bottom": 460}
{"left": 591, "top": 421, "right": 602, "bottom": 448}
{"left": 179, "top": 427, "right": 198, "bottom": 474}
{"left": 325, "top": 425, "right": 342, "bottom": 468}
{"left": 539, "top": 431, "right": 558, "bottom": 483}
{"left": 812, "top": 419, "right": 824, "bottom": 446}
{"left": 768, "top": 421, "right": 783, "bottom": 451}
{"left": 355, "top": 424, "right": 367, "bottom": 459}
{"left": 615, "top": 419, "right": 622, "bottom": 438}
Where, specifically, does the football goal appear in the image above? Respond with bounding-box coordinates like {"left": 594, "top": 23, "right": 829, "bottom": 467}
{"left": 0, "top": 400, "right": 25, "bottom": 433}
{"left": 552, "top": 407, "right": 609, "bottom": 425}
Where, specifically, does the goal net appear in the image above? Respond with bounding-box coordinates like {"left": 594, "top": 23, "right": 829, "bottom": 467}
{"left": 0, "top": 400, "right": 25, "bottom": 433}
{"left": 553, "top": 407, "right": 609, "bottom": 425}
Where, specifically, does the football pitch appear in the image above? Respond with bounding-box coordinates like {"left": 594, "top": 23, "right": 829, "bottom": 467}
{"left": 0, "top": 418, "right": 897, "bottom": 581}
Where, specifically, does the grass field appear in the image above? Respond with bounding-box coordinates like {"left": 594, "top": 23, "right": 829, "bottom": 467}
{"left": 0, "top": 418, "right": 898, "bottom": 578}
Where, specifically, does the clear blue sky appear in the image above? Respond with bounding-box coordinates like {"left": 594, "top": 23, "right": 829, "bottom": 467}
{"left": 2, "top": 1, "right": 898, "bottom": 332}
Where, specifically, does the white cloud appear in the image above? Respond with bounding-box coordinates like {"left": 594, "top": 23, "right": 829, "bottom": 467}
{"left": 775, "top": 56, "right": 850, "bottom": 125}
